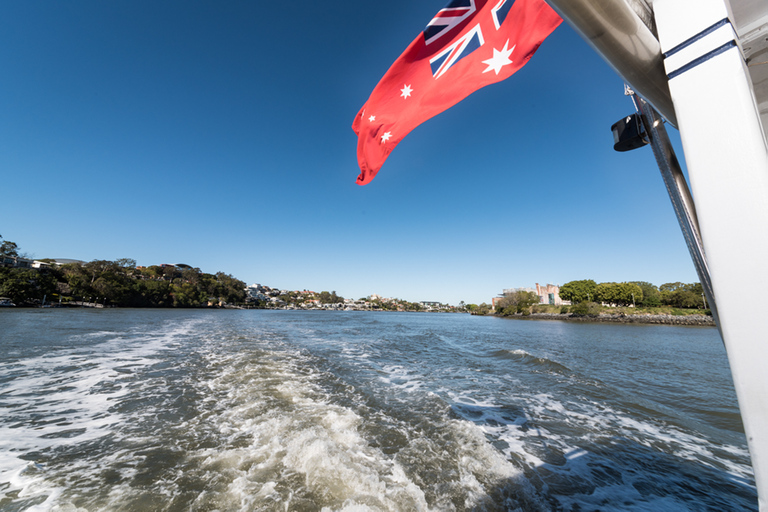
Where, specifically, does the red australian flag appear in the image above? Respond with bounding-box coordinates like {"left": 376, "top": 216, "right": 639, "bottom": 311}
{"left": 352, "top": 0, "right": 562, "bottom": 185}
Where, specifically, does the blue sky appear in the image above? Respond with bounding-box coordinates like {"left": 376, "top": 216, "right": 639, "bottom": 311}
{"left": 0, "top": 1, "right": 698, "bottom": 305}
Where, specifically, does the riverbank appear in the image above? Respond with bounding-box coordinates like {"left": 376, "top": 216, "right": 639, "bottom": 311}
{"left": 498, "top": 312, "right": 716, "bottom": 326}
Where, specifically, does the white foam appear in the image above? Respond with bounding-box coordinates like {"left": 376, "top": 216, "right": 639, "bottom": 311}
{"left": 3, "top": 314, "right": 752, "bottom": 510}
{"left": 174, "top": 348, "right": 433, "bottom": 512}
{"left": 378, "top": 365, "right": 425, "bottom": 393}
{"left": 0, "top": 318, "right": 202, "bottom": 509}
{"left": 439, "top": 377, "right": 755, "bottom": 511}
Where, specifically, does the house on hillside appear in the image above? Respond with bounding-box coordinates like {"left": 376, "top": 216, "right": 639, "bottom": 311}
{"left": 1, "top": 256, "right": 32, "bottom": 268}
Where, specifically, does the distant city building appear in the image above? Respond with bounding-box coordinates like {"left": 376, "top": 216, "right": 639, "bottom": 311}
{"left": 499, "top": 283, "right": 570, "bottom": 307}
{"left": 535, "top": 283, "right": 569, "bottom": 306}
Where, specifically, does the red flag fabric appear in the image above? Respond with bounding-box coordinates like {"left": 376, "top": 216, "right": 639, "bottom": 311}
{"left": 352, "top": 0, "right": 561, "bottom": 185}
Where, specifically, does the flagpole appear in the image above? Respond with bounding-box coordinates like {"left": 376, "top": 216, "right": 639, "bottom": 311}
{"left": 629, "top": 89, "right": 719, "bottom": 324}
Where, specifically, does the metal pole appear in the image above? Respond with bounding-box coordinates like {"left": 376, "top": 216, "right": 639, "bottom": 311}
{"left": 631, "top": 91, "right": 719, "bottom": 325}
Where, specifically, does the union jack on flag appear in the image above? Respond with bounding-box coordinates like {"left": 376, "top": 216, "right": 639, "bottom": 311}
{"left": 429, "top": 25, "right": 484, "bottom": 79}
{"left": 428, "top": 0, "right": 526, "bottom": 79}
{"left": 424, "top": 0, "right": 478, "bottom": 46}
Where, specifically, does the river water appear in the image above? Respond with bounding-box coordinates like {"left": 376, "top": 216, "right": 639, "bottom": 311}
{"left": 0, "top": 309, "right": 756, "bottom": 511}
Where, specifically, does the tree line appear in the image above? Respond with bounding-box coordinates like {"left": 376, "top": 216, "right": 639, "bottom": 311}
{"left": 558, "top": 279, "right": 707, "bottom": 309}
{"left": 482, "top": 279, "right": 709, "bottom": 318}
{"left": 0, "top": 236, "right": 245, "bottom": 307}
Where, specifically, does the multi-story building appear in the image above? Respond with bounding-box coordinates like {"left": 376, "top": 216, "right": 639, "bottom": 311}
{"left": 499, "top": 283, "right": 570, "bottom": 306}
{"left": 536, "top": 283, "right": 570, "bottom": 306}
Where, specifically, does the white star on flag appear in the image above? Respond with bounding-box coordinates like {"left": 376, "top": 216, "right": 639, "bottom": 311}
{"left": 368, "top": 115, "right": 376, "bottom": 122}
{"left": 381, "top": 131, "right": 392, "bottom": 143}
{"left": 400, "top": 84, "right": 413, "bottom": 98}
{"left": 482, "top": 41, "right": 515, "bottom": 75}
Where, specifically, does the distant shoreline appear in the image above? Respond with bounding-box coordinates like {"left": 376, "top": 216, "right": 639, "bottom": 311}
{"left": 2, "top": 306, "right": 717, "bottom": 326}
{"left": 495, "top": 312, "right": 716, "bottom": 326}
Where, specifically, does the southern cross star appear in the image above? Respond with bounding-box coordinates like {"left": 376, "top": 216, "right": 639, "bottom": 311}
{"left": 482, "top": 41, "right": 515, "bottom": 75}
{"left": 400, "top": 84, "right": 413, "bottom": 99}
{"left": 368, "top": 115, "right": 376, "bottom": 122}
{"left": 381, "top": 131, "right": 392, "bottom": 143}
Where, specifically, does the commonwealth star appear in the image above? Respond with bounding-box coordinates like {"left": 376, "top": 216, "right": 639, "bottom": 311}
{"left": 482, "top": 41, "right": 515, "bottom": 75}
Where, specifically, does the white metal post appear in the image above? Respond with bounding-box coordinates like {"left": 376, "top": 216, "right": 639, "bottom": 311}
{"left": 654, "top": 0, "right": 768, "bottom": 508}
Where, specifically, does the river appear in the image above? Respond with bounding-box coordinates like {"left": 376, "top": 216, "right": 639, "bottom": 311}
{"left": 0, "top": 309, "right": 756, "bottom": 511}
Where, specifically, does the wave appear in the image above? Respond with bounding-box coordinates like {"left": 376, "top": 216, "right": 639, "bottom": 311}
{"left": 0, "top": 317, "right": 204, "bottom": 511}
{"left": 0, "top": 311, "right": 756, "bottom": 511}
{"left": 490, "top": 348, "right": 572, "bottom": 376}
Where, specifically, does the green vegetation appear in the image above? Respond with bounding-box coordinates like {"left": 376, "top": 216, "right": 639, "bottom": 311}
{"left": 318, "top": 291, "right": 344, "bottom": 304}
{"left": 570, "top": 301, "right": 602, "bottom": 317}
{"left": 0, "top": 235, "right": 713, "bottom": 316}
{"left": 658, "top": 282, "right": 707, "bottom": 309}
{"left": 0, "top": 237, "right": 245, "bottom": 307}
{"left": 0, "top": 267, "right": 59, "bottom": 305}
{"left": 369, "top": 297, "right": 425, "bottom": 312}
{"left": 629, "top": 281, "right": 661, "bottom": 307}
{"left": 560, "top": 279, "right": 708, "bottom": 311}
{"left": 495, "top": 290, "right": 540, "bottom": 317}
{"left": 470, "top": 278, "right": 711, "bottom": 319}
{"left": 466, "top": 303, "right": 492, "bottom": 315}
{"left": 1, "top": 235, "right": 20, "bottom": 259}
{"left": 250, "top": 289, "right": 350, "bottom": 309}
{"left": 558, "top": 279, "right": 597, "bottom": 304}
{"left": 594, "top": 282, "right": 643, "bottom": 307}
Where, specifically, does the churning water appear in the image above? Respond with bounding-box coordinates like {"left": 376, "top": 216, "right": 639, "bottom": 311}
{"left": 0, "top": 309, "right": 756, "bottom": 511}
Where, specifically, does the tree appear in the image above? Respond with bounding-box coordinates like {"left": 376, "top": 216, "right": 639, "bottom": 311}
{"left": 496, "top": 290, "right": 540, "bottom": 316}
{"left": 570, "top": 301, "right": 601, "bottom": 317}
{"left": 407, "top": 301, "right": 423, "bottom": 311}
{"left": 67, "top": 260, "right": 135, "bottom": 305}
{"left": 139, "top": 265, "right": 164, "bottom": 279}
{"left": 659, "top": 282, "right": 704, "bottom": 308}
{"left": 594, "top": 282, "right": 643, "bottom": 307}
{"left": 0, "top": 267, "right": 58, "bottom": 304}
{"left": 630, "top": 281, "right": 661, "bottom": 307}
{"left": 115, "top": 258, "right": 137, "bottom": 270}
{"left": 180, "top": 267, "right": 202, "bottom": 285}
{"left": 559, "top": 280, "right": 597, "bottom": 304}
{"left": 215, "top": 272, "right": 246, "bottom": 303}
{"left": 660, "top": 282, "right": 686, "bottom": 292}
{"left": 162, "top": 265, "right": 178, "bottom": 280}
{"left": 0, "top": 235, "right": 19, "bottom": 259}
{"left": 172, "top": 282, "right": 206, "bottom": 307}
{"left": 198, "top": 271, "right": 246, "bottom": 304}
{"left": 0, "top": 246, "right": 250, "bottom": 308}
{"left": 129, "top": 280, "right": 173, "bottom": 307}
{"left": 318, "top": 290, "right": 344, "bottom": 304}
{"left": 469, "top": 303, "right": 492, "bottom": 315}
{"left": 660, "top": 282, "right": 704, "bottom": 309}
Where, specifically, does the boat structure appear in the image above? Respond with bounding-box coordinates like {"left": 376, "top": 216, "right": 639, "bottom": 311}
{"left": 543, "top": 0, "right": 768, "bottom": 507}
